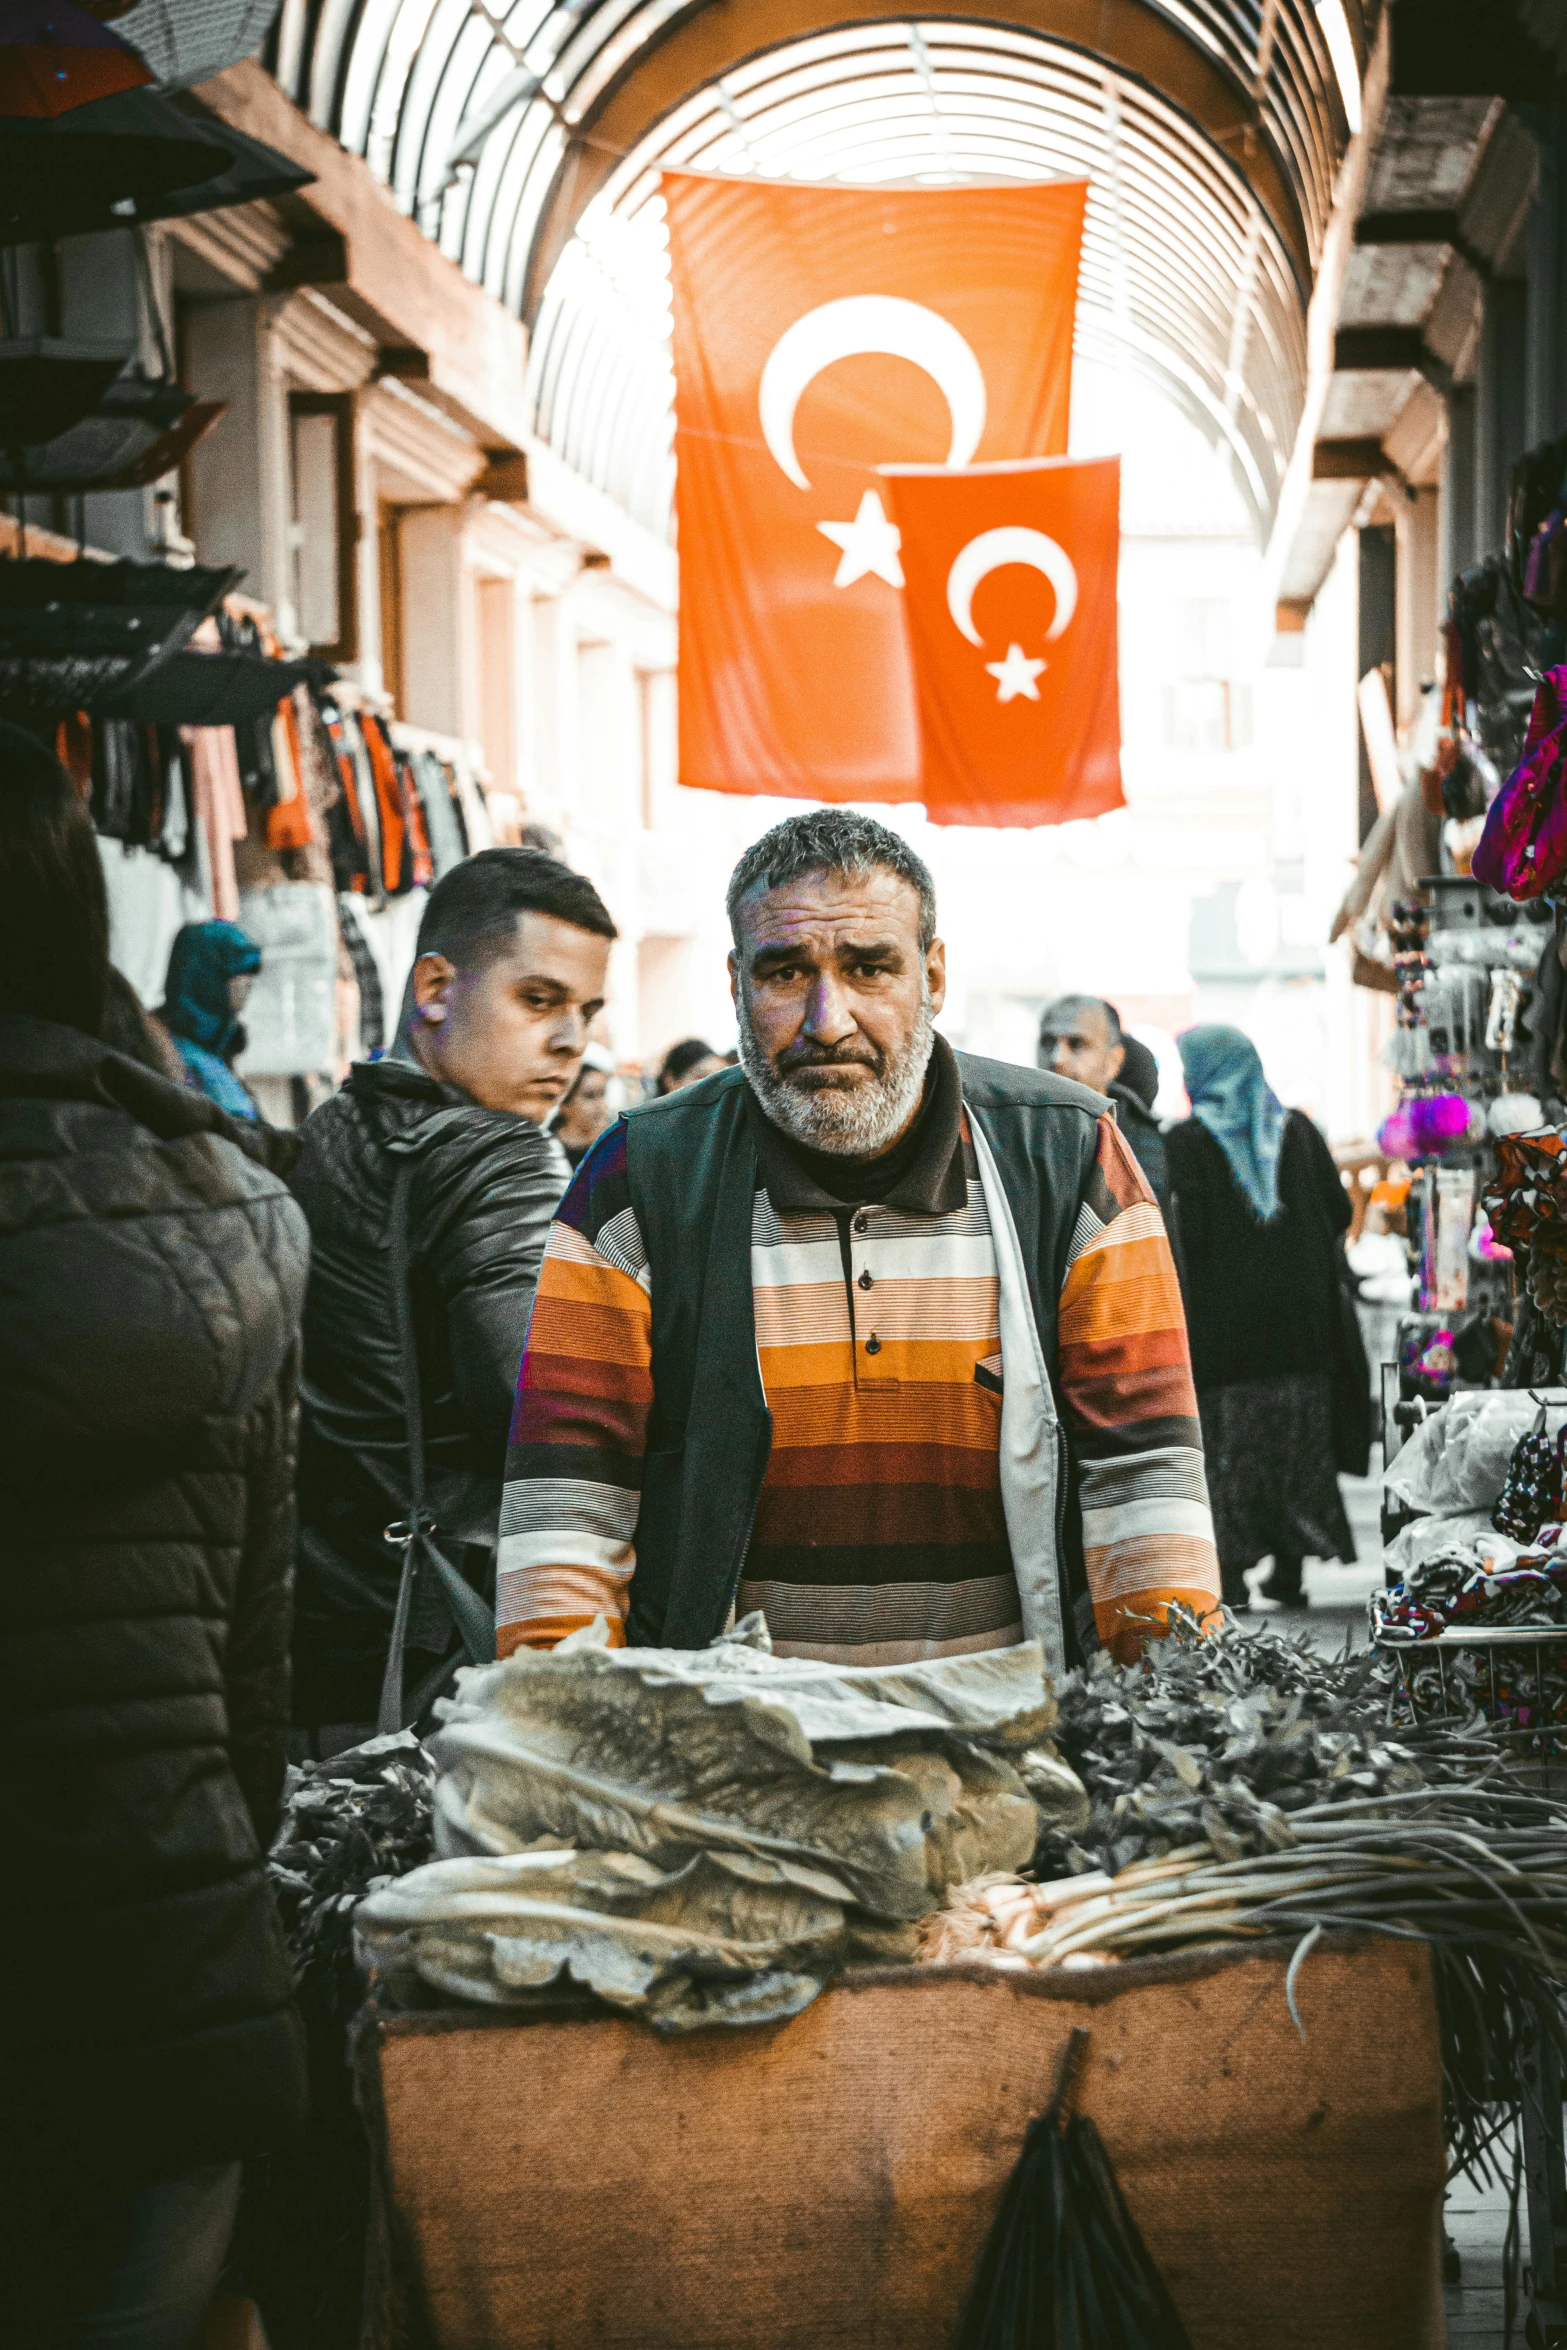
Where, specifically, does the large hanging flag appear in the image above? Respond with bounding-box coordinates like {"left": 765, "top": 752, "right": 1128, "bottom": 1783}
{"left": 881, "top": 455, "right": 1123, "bottom": 828}
{"left": 663, "top": 171, "right": 1087, "bottom": 803}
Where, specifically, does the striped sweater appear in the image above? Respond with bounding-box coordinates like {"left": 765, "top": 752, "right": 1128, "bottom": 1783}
{"left": 499, "top": 1060, "right": 1219, "bottom": 1664}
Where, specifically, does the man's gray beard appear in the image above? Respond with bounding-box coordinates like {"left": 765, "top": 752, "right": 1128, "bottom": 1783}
{"left": 737, "top": 988, "right": 935, "bottom": 1158}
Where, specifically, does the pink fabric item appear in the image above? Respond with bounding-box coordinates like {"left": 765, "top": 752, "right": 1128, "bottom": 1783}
{"left": 183, "top": 725, "right": 247, "bottom": 921}
{"left": 1472, "top": 666, "right": 1567, "bottom": 900}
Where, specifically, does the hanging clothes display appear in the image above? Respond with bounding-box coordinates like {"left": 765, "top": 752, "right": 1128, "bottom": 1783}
{"left": 182, "top": 724, "right": 247, "bottom": 923}
{"left": 71, "top": 585, "right": 508, "bottom": 1091}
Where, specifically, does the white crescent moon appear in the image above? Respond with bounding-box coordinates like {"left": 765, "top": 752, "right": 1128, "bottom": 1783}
{"left": 758, "top": 295, "right": 986, "bottom": 492}
{"left": 946, "top": 526, "right": 1079, "bottom": 647}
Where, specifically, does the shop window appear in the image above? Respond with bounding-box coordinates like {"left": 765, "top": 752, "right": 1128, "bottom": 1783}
{"left": 1171, "top": 597, "right": 1230, "bottom": 677}
{"left": 1163, "top": 679, "right": 1251, "bottom": 752}
{"left": 289, "top": 392, "right": 357, "bottom": 659}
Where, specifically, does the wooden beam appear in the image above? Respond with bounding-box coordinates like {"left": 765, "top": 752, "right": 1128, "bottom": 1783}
{"left": 1333, "top": 325, "right": 1453, "bottom": 395}
{"left": 267, "top": 229, "right": 350, "bottom": 292}
{"left": 1355, "top": 208, "right": 1460, "bottom": 247}
{"left": 477, "top": 452, "right": 530, "bottom": 503}
{"left": 1313, "top": 436, "right": 1388, "bottom": 479}
{"left": 1388, "top": 0, "right": 1556, "bottom": 99}
{"left": 376, "top": 348, "right": 431, "bottom": 382}
{"left": 190, "top": 62, "right": 528, "bottom": 454}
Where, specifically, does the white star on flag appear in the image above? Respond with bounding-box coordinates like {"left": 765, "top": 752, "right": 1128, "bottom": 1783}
{"left": 818, "top": 490, "right": 905, "bottom": 589}
{"left": 985, "top": 642, "right": 1046, "bottom": 703}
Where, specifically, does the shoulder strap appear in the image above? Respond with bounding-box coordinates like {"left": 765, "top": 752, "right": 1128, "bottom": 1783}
{"left": 377, "top": 1154, "right": 496, "bottom": 1736}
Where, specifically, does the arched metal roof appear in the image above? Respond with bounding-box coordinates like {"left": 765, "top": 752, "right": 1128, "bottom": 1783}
{"left": 268, "top": 0, "right": 1367, "bottom": 535}
{"left": 526, "top": 21, "right": 1310, "bottom": 537}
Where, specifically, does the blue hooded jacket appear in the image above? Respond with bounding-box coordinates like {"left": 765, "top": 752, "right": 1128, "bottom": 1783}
{"left": 161, "top": 920, "right": 262, "bottom": 1122}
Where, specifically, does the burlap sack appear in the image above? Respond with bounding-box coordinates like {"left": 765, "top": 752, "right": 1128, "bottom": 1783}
{"left": 359, "top": 1934, "right": 1447, "bottom": 2350}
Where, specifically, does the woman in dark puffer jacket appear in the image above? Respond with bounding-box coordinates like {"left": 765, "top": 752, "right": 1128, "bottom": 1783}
{"left": 0, "top": 727, "right": 309, "bottom": 2346}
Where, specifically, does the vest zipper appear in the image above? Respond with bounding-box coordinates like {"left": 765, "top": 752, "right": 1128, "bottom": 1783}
{"left": 721, "top": 1406, "right": 775, "bottom": 1635}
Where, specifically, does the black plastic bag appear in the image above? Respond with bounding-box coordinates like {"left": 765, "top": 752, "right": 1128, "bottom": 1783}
{"left": 956, "top": 2029, "right": 1193, "bottom": 2350}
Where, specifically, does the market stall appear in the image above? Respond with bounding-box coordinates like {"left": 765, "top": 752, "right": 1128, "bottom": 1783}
{"left": 1358, "top": 432, "right": 1567, "bottom": 1419}
{"left": 1376, "top": 1382, "right": 1567, "bottom": 2347}
{"left": 265, "top": 1611, "right": 1567, "bottom": 2350}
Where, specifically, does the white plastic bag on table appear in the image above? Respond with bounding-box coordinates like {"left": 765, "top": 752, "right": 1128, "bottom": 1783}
{"left": 1385, "top": 1389, "right": 1567, "bottom": 1519}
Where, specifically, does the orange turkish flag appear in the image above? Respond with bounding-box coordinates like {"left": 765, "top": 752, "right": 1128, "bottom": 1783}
{"left": 663, "top": 171, "right": 1087, "bottom": 802}
{"left": 881, "top": 456, "right": 1123, "bottom": 828}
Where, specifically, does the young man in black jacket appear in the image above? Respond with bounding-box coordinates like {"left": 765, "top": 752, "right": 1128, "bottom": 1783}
{"left": 290, "top": 848, "right": 616, "bottom": 1745}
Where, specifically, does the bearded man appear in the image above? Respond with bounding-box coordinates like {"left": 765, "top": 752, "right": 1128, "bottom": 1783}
{"left": 497, "top": 811, "right": 1219, "bottom": 1671}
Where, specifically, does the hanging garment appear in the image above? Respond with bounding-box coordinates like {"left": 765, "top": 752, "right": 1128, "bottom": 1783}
{"left": 344, "top": 716, "right": 385, "bottom": 904}
{"left": 444, "top": 760, "right": 470, "bottom": 856}
{"left": 360, "top": 713, "right": 408, "bottom": 894}
{"left": 90, "top": 717, "right": 137, "bottom": 840}
{"left": 412, "top": 750, "right": 465, "bottom": 878}
{"left": 265, "top": 696, "right": 314, "bottom": 854}
{"left": 452, "top": 760, "right": 492, "bottom": 853}
{"left": 1329, "top": 781, "right": 1443, "bottom": 949}
{"left": 394, "top": 745, "right": 433, "bottom": 890}
{"left": 320, "top": 703, "right": 382, "bottom": 902}
{"left": 54, "top": 710, "right": 92, "bottom": 802}
{"left": 1472, "top": 665, "right": 1567, "bottom": 901}
{"left": 337, "top": 895, "right": 384, "bottom": 1055}
{"left": 182, "top": 726, "right": 248, "bottom": 923}
{"left": 313, "top": 698, "right": 368, "bottom": 893}
{"left": 156, "top": 731, "right": 191, "bottom": 870}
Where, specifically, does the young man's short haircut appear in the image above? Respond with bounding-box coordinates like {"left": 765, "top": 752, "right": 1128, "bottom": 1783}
{"left": 726, "top": 809, "right": 937, "bottom": 952}
{"left": 417, "top": 848, "right": 617, "bottom": 969}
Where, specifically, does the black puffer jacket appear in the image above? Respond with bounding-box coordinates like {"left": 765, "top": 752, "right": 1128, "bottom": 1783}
{"left": 0, "top": 1015, "right": 308, "bottom": 2185}
{"left": 290, "top": 1057, "right": 569, "bottom": 1726}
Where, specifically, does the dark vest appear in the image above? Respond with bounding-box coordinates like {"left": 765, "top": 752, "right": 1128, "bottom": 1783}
{"left": 621, "top": 1053, "right": 1103, "bottom": 1648}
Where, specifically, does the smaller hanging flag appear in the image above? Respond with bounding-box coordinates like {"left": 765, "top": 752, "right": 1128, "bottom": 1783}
{"left": 881, "top": 454, "right": 1123, "bottom": 828}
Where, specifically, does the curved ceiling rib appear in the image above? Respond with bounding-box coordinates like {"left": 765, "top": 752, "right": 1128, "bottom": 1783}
{"left": 268, "top": 0, "right": 1360, "bottom": 535}
{"left": 528, "top": 21, "right": 1307, "bottom": 538}
{"left": 270, "top": 0, "right": 1362, "bottom": 304}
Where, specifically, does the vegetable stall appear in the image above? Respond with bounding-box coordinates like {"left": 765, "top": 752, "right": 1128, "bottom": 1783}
{"left": 265, "top": 1604, "right": 1567, "bottom": 2349}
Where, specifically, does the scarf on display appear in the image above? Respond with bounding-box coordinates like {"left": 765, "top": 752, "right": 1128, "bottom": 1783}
{"left": 1178, "top": 1023, "right": 1285, "bottom": 1221}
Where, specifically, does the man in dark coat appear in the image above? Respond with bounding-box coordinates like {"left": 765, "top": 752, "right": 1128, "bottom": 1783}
{"left": 1038, "top": 992, "right": 1171, "bottom": 1219}
{"left": 290, "top": 848, "right": 616, "bottom": 1743}
{"left": 0, "top": 1011, "right": 308, "bottom": 2339}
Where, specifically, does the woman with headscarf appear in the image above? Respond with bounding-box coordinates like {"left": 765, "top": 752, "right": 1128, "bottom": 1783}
{"left": 1166, "top": 1025, "right": 1357, "bottom": 1610}
{"left": 158, "top": 916, "right": 263, "bottom": 1121}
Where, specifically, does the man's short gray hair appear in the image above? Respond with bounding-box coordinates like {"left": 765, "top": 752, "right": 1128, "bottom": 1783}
{"left": 726, "top": 810, "right": 937, "bottom": 952}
